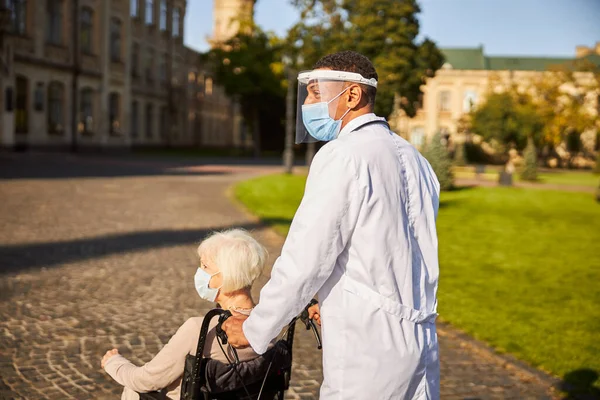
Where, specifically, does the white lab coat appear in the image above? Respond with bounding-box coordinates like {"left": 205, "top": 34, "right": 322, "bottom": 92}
{"left": 244, "top": 113, "right": 440, "bottom": 399}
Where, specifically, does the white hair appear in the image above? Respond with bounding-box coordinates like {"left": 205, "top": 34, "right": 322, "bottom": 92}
{"left": 197, "top": 229, "right": 268, "bottom": 293}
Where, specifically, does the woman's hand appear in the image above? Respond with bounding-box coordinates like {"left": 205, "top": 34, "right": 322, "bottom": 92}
{"left": 308, "top": 303, "right": 321, "bottom": 326}
{"left": 101, "top": 348, "right": 119, "bottom": 368}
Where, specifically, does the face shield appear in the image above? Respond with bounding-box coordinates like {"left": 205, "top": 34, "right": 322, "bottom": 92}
{"left": 295, "top": 69, "right": 378, "bottom": 143}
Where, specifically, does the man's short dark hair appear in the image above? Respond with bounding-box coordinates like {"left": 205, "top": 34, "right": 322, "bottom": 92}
{"left": 313, "top": 51, "right": 378, "bottom": 105}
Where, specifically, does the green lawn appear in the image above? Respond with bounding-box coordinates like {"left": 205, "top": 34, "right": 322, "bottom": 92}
{"left": 235, "top": 174, "right": 600, "bottom": 389}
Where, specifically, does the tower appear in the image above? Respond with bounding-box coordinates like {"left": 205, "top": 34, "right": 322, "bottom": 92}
{"left": 211, "top": 0, "right": 255, "bottom": 47}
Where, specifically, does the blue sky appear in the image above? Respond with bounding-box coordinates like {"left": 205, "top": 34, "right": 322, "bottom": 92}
{"left": 184, "top": 0, "right": 600, "bottom": 57}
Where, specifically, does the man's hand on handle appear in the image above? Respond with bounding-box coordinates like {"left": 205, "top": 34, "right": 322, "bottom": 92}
{"left": 307, "top": 303, "right": 321, "bottom": 326}
{"left": 221, "top": 314, "right": 251, "bottom": 349}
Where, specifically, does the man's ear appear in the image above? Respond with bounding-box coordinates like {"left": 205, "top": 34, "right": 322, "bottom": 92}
{"left": 346, "top": 84, "right": 364, "bottom": 109}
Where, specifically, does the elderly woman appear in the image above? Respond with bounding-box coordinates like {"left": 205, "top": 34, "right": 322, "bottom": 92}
{"left": 101, "top": 229, "right": 268, "bottom": 400}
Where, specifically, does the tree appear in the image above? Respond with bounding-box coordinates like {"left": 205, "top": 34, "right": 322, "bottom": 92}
{"left": 289, "top": 0, "right": 444, "bottom": 118}
{"left": 521, "top": 137, "right": 538, "bottom": 181}
{"left": 422, "top": 132, "right": 453, "bottom": 191}
{"left": 206, "top": 24, "right": 286, "bottom": 157}
{"left": 526, "top": 63, "right": 599, "bottom": 164}
{"left": 468, "top": 86, "right": 545, "bottom": 156}
{"left": 453, "top": 142, "right": 467, "bottom": 166}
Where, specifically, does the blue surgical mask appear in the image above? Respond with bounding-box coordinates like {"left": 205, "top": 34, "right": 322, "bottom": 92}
{"left": 302, "top": 88, "right": 352, "bottom": 142}
{"left": 194, "top": 268, "right": 221, "bottom": 302}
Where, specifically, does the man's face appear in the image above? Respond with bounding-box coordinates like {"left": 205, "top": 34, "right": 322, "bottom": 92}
{"left": 304, "top": 80, "right": 349, "bottom": 120}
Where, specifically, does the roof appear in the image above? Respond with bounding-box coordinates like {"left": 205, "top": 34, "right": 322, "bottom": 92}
{"left": 440, "top": 46, "right": 600, "bottom": 72}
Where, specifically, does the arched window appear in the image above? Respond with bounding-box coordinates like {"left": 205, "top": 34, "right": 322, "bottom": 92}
{"left": 172, "top": 7, "right": 180, "bottom": 37}
{"left": 46, "top": 0, "right": 62, "bottom": 44}
{"left": 131, "top": 42, "right": 140, "bottom": 77}
{"left": 159, "top": 53, "right": 167, "bottom": 83}
{"left": 110, "top": 18, "right": 122, "bottom": 62}
{"left": 462, "top": 90, "right": 478, "bottom": 113}
{"left": 145, "top": 0, "right": 154, "bottom": 25}
{"left": 9, "top": 0, "right": 27, "bottom": 35}
{"left": 79, "top": 88, "right": 94, "bottom": 134}
{"left": 160, "top": 106, "right": 167, "bottom": 138}
{"left": 130, "top": 0, "right": 139, "bottom": 17}
{"left": 47, "top": 81, "right": 65, "bottom": 134}
{"left": 145, "top": 103, "right": 153, "bottom": 138}
{"left": 16, "top": 75, "right": 29, "bottom": 134}
{"left": 80, "top": 7, "right": 93, "bottom": 53}
{"left": 439, "top": 90, "right": 451, "bottom": 112}
{"left": 109, "top": 92, "right": 121, "bottom": 134}
{"left": 159, "top": 0, "right": 167, "bottom": 31}
{"left": 131, "top": 101, "right": 139, "bottom": 138}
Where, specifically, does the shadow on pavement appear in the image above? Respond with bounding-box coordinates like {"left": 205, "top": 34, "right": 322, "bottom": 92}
{"left": 0, "top": 223, "right": 265, "bottom": 277}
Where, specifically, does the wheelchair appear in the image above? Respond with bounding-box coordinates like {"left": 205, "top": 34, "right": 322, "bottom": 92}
{"left": 139, "top": 300, "right": 321, "bottom": 400}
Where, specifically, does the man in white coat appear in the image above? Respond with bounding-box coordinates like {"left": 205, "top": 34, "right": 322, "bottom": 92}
{"left": 223, "top": 51, "right": 440, "bottom": 399}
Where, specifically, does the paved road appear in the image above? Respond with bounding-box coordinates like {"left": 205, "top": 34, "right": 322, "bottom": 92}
{"left": 0, "top": 153, "right": 560, "bottom": 399}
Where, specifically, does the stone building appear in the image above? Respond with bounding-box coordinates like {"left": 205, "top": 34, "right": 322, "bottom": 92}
{"left": 390, "top": 43, "right": 600, "bottom": 150}
{"left": 0, "top": 0, "right": 249, "bottom": 150}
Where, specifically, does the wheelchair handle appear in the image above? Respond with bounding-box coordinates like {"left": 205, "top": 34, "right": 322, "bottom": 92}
{"left": 215, "top": 310, "right": 241, "bottom": 364}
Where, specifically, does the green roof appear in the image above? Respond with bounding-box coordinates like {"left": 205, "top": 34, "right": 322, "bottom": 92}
{"left": 440, "top": 46, "right": 600, "bottom": 72}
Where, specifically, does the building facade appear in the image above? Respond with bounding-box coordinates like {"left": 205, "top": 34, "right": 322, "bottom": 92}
{"left": 390, "top": 43, "right": 600, "bottom": 150}
{"left": 0, "top": 0, "right": 247, "bottom": 150}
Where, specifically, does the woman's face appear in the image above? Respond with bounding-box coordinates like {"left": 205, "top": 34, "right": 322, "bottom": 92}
{"left": 200, "top": 257, "right": 222, "bottom": 289}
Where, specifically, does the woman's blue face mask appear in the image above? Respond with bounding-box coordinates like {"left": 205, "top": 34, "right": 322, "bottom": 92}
{"left": 302, "top": 87, "right": 352, "bottom": 142}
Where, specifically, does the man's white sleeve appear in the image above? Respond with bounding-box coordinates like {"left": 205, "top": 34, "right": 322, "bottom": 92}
{"left": 243, "top": 144, "right": 362, "bottom": 354}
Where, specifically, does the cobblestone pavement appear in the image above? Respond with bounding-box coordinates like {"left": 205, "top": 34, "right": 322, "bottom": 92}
{"left": 1, "top": 153, "right": 560, "bottom": 399}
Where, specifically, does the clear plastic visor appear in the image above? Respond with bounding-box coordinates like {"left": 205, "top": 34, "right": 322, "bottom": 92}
{"left": 295, "top": 78, "right": 348, "bottom": 144}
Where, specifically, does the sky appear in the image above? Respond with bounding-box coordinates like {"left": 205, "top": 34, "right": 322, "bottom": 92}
{"left": 184, "top": 0, "right": 600, "bottom": 57}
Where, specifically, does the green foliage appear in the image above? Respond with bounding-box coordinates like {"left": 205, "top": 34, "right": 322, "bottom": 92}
{"left": 595, "top": 155, "right": 600, "bottom": 175}
{"left": 206, "top": 24, "right": 287, "bottom": 155}
{"left": 469, "top": 91, "right": 544, "bottom": 153}
{"left": 235, "top": 175, "right": 600, "bottom": 387}
{"left": 288, "top": 0, "right": 444, "bottom": 117}
{"left": 422, "top": 132, "right": 454, "bottom": 190}
{"left": 521, "top": 137, "right": 538, "bottom": 181}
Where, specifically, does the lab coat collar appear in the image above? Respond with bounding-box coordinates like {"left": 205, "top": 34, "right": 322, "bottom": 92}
{"left": 338, "top": 113, "right": 388, "bottom": 139}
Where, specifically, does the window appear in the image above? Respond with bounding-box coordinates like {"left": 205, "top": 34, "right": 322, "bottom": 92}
{"left": 79, "top": 88, "right": 94, "bottom": 134}
{"left": 34, "top": 82, "right": 44, "bottom": 111}
{"left": 439, "top": 90, "right": 451, "bottom": 112}
{"left": 47, "top": 81, "right": 64, "bottom": 134}
{"left": 410, "top": 127, "right": 425, "bottom": 148}
{"left": 109, "top": 92, "right": 120, "bottom": 134}
{"left": 9, "top": 0, "right": 27, "bottom": 35}
{"left": 46, "top": 0, "right": 62, "bottom": 45}
{"left": 110, "top": 18, "right": 122, "bottom": 62}
{"left": 131, "top": 101, "right": 139, "bottom": 138}
{"left": 16, "top": 76, "right": 28, "bottom": 134}
{"left": 159, "top": 0, "right": 167, "bottom": 31}
{"left": 146, "top": 103, "right": 153, "bottom": 138}
{"left": 160, "top": 106, "right": 167, "bottom": 138}
{"left": 80, "top": 7, "right": 93, "bottom": 54}
{"left": 172, "top": 7, "right": 180, "bottom": 37}
{"left": 145, "top": 47, "right": 154, "bottom": 81}
{"left": 463, "top": 90, "right": 478, "bottom": 113}
{"left": 145, "top": 0, "right": 154, "bottom": 25}
{"left": 130, "top": 0, "right": 139, "bottom": 17}
{"left": 205, "top": 77, "right": 213, "bottom": 96}
{"left": 159, "top": 53, "right": 167, "bottom": 83}
{"left": 131, "top": 43, "right": 140, "bottom": 77}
